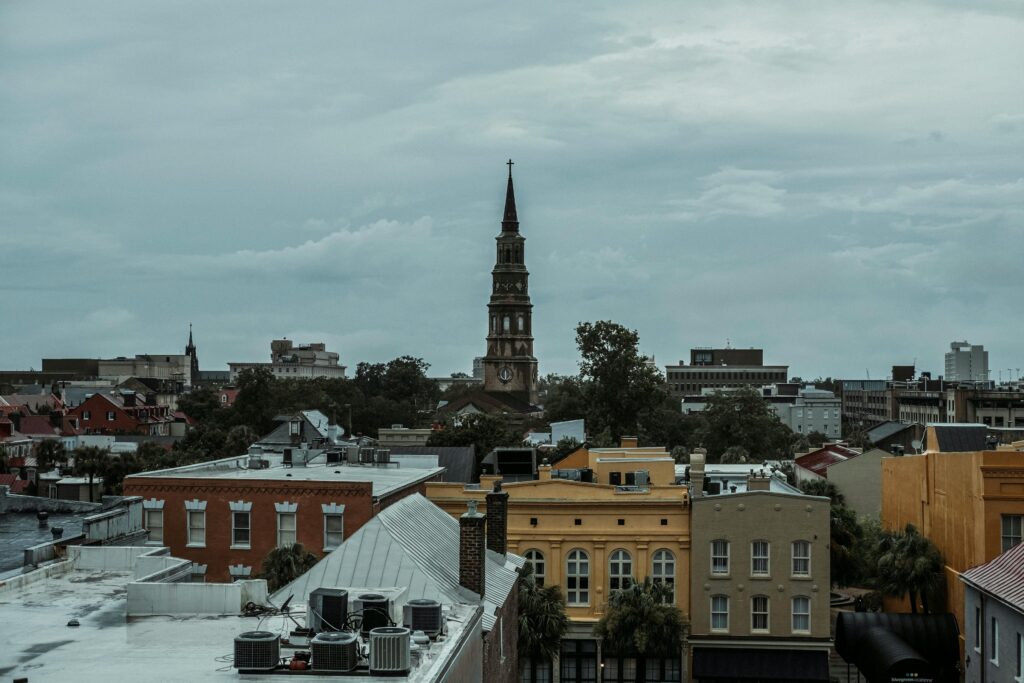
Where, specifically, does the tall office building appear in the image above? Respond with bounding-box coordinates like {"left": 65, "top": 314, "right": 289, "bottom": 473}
{"left": 944, "top": 341, "right": 988, "bottom": 382}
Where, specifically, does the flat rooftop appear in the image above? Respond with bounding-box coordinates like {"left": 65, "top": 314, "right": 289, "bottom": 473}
{"left": 0, "top": 512, "right": 84, "bottom": 575}
{"left": 128, "top": 453, "right": 446, "bottom": 499}
{"left": 0, "top": 548, "right": 479, "bottom": 682}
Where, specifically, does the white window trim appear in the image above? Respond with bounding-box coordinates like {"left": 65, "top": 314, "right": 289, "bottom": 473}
{"left": 229, "top": 500, "right": 253, "bottom": 513}
{"left": 322, "top": 503, "right": 345, "bottom": 552}
{"left": 231, "top": 510, "right": 252, "bottom": 550}
{"left": 228, "top": 564, "right": 252, "bottom": 582}
{"left": 608, "top": 549, "right": 633, "bottom": 592}
{"left": 751, "top": 540, "right": 770, "bottom": 577}
{"left": 992, "top": 616, "right": 1000, "bottom": 665}
{"left": 710, "top": 595, "right": 729, "bottom": 633}
{"left": 792, "top": 540, "right": 811, "bottom": 578}
{"left": 277, "top": 511, "right": 297, "bottom": 548}
{"left": 566, "top": 549, "right": 590, "bottom": 606}
{"left": 792, "top": 596, "right": 811, "bottom": 634}
{"left": 524, "top": 549, "right": 545, "bottom": 586}
{"left": 144, "top": 508, "right": 165, "bottom": 545}
{"left": 186, "top": 509, "right": 206, "bottom": 548}
{"left": 274, "top": 501, "right": 298, "bottom": 513}
{"left": 751, "top": 595, "right": 770, "bottom": 633}
{"left": 652, "top": 549, "right": 676, "bottom": 605}
{"left": 711, "top": 539, "right": 730, "bottom": 576}
{"left": 1015, "top": 631, "right": 1023, "bottom": 682}
{"left": 184, "top": 499, "right": 207, "bottom": 511}
{"left": 975, "top": 606, "right": 983, "bottom": 653}
{"left": 142, "top": 498, "right": 165, "bottom": 510}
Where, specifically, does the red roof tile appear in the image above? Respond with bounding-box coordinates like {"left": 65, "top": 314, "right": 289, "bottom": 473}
{"left": 795, "top": 444, "right": 862, "bottom": 477}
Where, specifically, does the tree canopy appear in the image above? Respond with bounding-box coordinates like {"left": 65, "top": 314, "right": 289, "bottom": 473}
{"left": 692, "top": 386, "right": 799, "bottom": 462}
{"left": 517, "top": 561, "right": 569, "bottom": 662}
{"left": 593, "top": 577, "right": 686, "bottom": 658}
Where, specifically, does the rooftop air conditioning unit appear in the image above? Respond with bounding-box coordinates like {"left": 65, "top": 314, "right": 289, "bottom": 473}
{"left": 403, "top": 599, "right": 442, "bottom": 638}
{"left": 310, "top": 631, "right": 359, "bottom": 672}
{"left": 346, "top": 445, "right": 360, "bottom": 464}
{"left": 375, "top": 448, "right": 391, "bottom": 465}
{"left": 369, "top": 627, "right": 411, "bottom": 675}
{"left": 357, "top": 593, "right": 391, "bottom": 636}
{"left": 247, "top": 456, "right": 269, "bottom": 470}
{"left": 325, "top": 450, "right": 342, "bottom": 464}
{"left": 233, "top": 631, "right": 280, "bottom": 672}
{"left": 359, "top": 447, "right": 376, "bottom": 464}
{"left": 307, "top": 588, "right": 348, "bottom": 633}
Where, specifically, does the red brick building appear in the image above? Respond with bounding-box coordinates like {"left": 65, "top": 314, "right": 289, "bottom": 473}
{"left": 123, "top": 451, "right": 445, "bottom": 582}
{"left": 68, "top": 391, "right": 172, "bottom": 436}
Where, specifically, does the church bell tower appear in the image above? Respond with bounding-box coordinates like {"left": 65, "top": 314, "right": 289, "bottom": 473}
{"left": 482, "top": 160, "right": 539, "bottom": 404}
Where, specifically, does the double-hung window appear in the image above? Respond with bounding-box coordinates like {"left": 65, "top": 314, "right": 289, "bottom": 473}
{"left": 792, "top": 540, "right": 811, "bottom": 576}
{"left": 275, "top": 502, "right": 298, "bottom": 547}
{"left": 566, "top": 549, "right": 590, "bottom": 605}
{"left": 751, "top": 595, "right": 769, "bottom": 632}
{"left": 229, "top": 500, "right": 253, "bottom": 549}
{"left": 711, "top": 595, "right": 729, "bottom": 631}
{"left": 751, "top": 540, "right": 769, "bottom": 576}
{"left": 322, "top": 503, "right": 345, "bottom": 551}
{"left": 1003, "top": 515, "right": 1023, "bottom": 552}
{"left": 185, "top": 499, "right": 207, "bottom": 547}
{"left": 524, "top": 549, "right": 545, "bottom": 587}
{"left": 652, "top": 549, "right": 675, "bottom": 604}
{"left": 792, "top": 596, "right": 811, "bottom": 633}
{"left": 711, "top": 540, "right": 729, "bottom": 575}
{"left": 608, "top": 550, "right": 632, "bottom": 592}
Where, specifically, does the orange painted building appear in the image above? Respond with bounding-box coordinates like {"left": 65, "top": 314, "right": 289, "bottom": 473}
{"left": 881, "top": 427, "right": 1024, "bottom": 633}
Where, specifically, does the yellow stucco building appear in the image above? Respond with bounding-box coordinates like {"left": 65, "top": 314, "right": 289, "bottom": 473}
{"left": 426, "top": 441, "right": 690, "bottom": 683}
{"left": 881, "top": 425, "right": 1024, "bottom": 638}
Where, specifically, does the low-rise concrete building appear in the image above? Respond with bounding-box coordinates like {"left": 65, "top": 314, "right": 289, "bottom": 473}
{"left": 686, "top": 454, "right": 832, "bottom": 683}
{"left": 228, "top": 339, "right": 347, "bottom": 381}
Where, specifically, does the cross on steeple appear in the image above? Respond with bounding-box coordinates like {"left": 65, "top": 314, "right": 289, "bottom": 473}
{"left": 506, "top": 158, "right": 514, "bottom": 178}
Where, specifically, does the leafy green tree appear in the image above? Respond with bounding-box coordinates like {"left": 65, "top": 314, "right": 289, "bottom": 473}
{"left": 177, "top": 386, "right": 227, "bottom": 425}
{"left": 799, "top": 479, "right": 860, "bottom": 587}
{"left": 517, "top": 561, "right": 569, "bottom": 666}
{"left": 806, "top": 430, "right": 828, "bottom": 448}
{"left": 426, "top": 414, "right": 521, "bottom": 471}
{"left": 381, "top": 356, "right": 438, "bottom": 409}
{"left": 232, "top": 367, "right": 278, "bottom": 434}
{"left": 541, "top": 374, "right": 589, "bottom": 424}
{"left": 874, "top": 524, "right": 945, "bottom": 613}
{"left": 594, "top": 577, "right": 686, "bottom": 667}
{"left": 72, "top": 446, "right": 111, "bottom": 502}
{"left": 223, "top": 425, "right": 258, "bottom": 457}
{"left": 35, "top": 440, "right": 68, "bottom": 472}
{"left": 575, "top": 321, "right": 666, "bottom": 440}
{"left": 260, "top": 543, "right": 320, "bottom": 592}
{"left": 691, "top": 387, "right": 798, "bottom": 462}
{"left": 547, "top": 436, "right": 582, "bottom": 463}
{"left": 720, "top": 446, "right": 750, "bottom": 464}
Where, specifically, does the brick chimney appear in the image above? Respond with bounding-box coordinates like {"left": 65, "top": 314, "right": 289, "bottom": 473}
{"left": 459, "top": 500, "right": 486, "bottom": 598}
{"left": 485, "top": 481, "right": 509, "bottom": 555}
{"left": 689, "top": 449, "right": 706, "bottom": 498}
{"left": 538, "top": 459, "right": 552, "bottom": 480}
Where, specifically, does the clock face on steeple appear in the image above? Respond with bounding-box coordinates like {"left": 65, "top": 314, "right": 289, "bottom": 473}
{"left": 498, "top": 366, "right": 513, "bottom": 383}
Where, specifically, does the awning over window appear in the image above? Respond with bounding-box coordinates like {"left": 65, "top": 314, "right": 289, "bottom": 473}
{"left": 692, "top": 647, "right": 830, "bottom": 682}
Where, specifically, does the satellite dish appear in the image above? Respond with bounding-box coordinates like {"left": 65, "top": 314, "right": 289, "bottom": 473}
{"left": 911, "top": 440, "right": 923, "bottom": 452}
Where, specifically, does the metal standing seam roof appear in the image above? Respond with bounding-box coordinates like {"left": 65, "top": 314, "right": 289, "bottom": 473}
{"left": 960, "top": 542, "right": 1024, "bottom": 612}
{"left": 795, "top": 445, "right": 861, "bottom": 477}
{"left": 274, "top": 493, "right": 523, "bottom": 632}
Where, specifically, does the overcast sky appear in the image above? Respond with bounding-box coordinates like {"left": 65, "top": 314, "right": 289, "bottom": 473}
{"left": 2, "top": 1, "right": 1022, "bottom": 382}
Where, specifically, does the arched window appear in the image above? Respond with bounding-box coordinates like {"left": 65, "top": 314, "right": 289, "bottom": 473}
{"left": 791, "top": 596, "right": 811, "bottom": 633}
{"left": 490, "top": 315, "right": 497, "bottom": 333}
{"left": 505, "top": 247, "right": 512, "bottom": 263}
{"left": 711, "top": 595, "right": 729, "bottom": 632}
{"left": 608, "top": 549, "right": 632, "bottom": 592}
{"left": 751, "top": 595, "right": 769, "bottom": 632}
{"left": 503, "top": 316, "right": 511, "bottom": 334}
{"left": 524, "top": 549, "right": 545, "bottom": 587}
{"left": 566, "top": 549, "right": 590, "bottom": 605}
{"left": 517, "top": 314, "right": 525, "bottom": 333}
{"left": 651, "top": 549, "right": 675, "bottom": 603}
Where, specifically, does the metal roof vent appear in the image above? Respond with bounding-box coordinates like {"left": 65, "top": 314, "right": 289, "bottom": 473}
{"left": 369, "top": 627, "right": 411, "bottom": 675}
{"left": 233, "top": 631, "right": 280, "bottom": 672}
{"left": 403, "top": 598, "right": 442, "bottom": 638}
{"left": 310, "top": 631, "right": 359, "bottom": 672}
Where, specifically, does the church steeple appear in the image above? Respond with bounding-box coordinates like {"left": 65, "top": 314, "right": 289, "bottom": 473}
{"left": 483, "top": 160, "right": 537, "bottom": 405}
{"left": 185, "top": 323, "right": 199, "bottom": 387}
{"left": 502, "top": 159, "right": 519, "bottom": 232}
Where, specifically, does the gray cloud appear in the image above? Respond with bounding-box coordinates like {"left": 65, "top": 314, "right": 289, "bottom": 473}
{"left": 1, "top": 1, "right": 1022, "bottom": 380}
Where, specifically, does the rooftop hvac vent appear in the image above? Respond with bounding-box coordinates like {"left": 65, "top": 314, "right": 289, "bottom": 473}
{"left": 403, "top": 598, "right": 442, "bottom": 637}
{"left": 233, "top": 631, "right": 280, "bottom": 672}
{"left": 357, "top": 593, "right": 391, "bottom": 636}
{"left": 325, "top": 450, "right": 342, "bottom": 464}
{"left": 310, "top": 631, "right": 359, "bottom": 672}
{"left": 307, "top": 588, "right": 348, "bottom": 633}
{"left": 346, "top": 445, "right": 360, "bottom": 464}
{"left": 359, "top": 447, "right": 376, "bottom": 464}
{"left": 369, "top": 627, "right": 411, "bottom": 675}
{"left": 375, "top": 448, "right": 391, "bottom": 465}
{"left": 283, "top": 448, "right": 293, "bottom": 467}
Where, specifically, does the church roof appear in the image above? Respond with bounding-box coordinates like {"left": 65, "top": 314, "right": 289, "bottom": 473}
{"left": 502, "top": 160, "right": 518, "bottom": 232}
{"left": 438, "top": 390, "right": 540, "bottom": 416}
